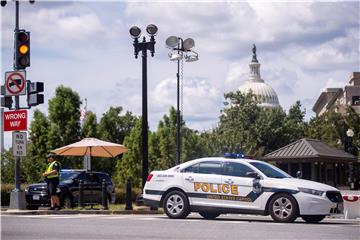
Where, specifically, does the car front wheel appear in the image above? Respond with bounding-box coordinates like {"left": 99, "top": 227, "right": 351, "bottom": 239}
{"left": 269, "top": 193, "right": 298, "bottom": 223}
{"left": 163, "top": 191, "right": 190, "bottom": 219}
{"left": 301, "top": 215, "right": 325, "bottom": 223}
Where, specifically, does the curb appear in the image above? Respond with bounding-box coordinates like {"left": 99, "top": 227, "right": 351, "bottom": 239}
{"left": 1, "top": 209, "right": 164, "bottom": 215}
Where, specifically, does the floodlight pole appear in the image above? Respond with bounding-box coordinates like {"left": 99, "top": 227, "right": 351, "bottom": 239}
{"left": 175, "top": 40, "right": 181, "bottom": 166}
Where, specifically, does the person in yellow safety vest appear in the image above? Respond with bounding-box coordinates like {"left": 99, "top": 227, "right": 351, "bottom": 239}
{"left": 42, "top": 153, "right": 61, "bottom": 210}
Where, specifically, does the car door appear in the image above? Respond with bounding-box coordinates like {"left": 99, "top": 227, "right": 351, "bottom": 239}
{"left": 182, "top": 160, "right": 223, "bottom": 207}
{"left": 222, "top": 161, "right": 262, "bottom": 210}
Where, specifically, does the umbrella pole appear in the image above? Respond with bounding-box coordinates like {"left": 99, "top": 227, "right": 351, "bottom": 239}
{"left": 89, "top": 146, "right": 92, "bottom": 172}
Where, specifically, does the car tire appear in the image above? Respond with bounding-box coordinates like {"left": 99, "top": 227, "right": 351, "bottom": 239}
{"left": 27, "top": 205, "right": 38, "bottom": 210}
{"left": 62, "top": 195, "right": 73, "bottom": 209}
{"left": 301, "top": 215, "right": 325, "bottom": 223}
{"left": 269, "top": 193, "right": 299, "bottom": 223}
{"left": 163, "top": 191, "right": 190, "bottom": 219}
{"left": 199, "top": 212, "right": 220, "bottom": 220}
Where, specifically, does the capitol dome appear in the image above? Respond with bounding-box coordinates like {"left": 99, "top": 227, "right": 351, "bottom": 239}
{"left": 238, "top": 45, "right": 280, "bottom": 108}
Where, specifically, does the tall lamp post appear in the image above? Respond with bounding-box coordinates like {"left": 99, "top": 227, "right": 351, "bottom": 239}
{"left": 129, "top": 24, "right": 158, "bottom": 188}
{"left": 165, "top": 36, "right": 198, "bottom": 166}
{"left": 346, "top": 128, "right": 355, "bottom": 190}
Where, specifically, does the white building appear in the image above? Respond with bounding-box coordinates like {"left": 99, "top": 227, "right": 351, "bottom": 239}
{"left": 238, "top": 45, "right": 280, "bottom": 108}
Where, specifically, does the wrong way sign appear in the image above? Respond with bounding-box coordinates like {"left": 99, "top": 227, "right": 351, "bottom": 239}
{"left": 3, "top": 110, "right": 27, "bottom": 131}
{"left": 5, "top": 71, "right": 26, "bottom": 96}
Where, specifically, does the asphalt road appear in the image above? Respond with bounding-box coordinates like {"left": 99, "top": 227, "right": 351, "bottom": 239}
{"left": 1, "top": 214, "right": 359, "bottom": 240}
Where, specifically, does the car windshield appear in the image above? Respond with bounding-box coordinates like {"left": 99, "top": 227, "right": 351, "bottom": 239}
{"left": 60, "top": 171, "right": 80, "bottom": 183}
{"left": 249, "top": 162, "right": 291, "bottom": 179}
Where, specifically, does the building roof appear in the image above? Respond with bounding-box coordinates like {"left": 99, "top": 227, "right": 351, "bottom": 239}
{"left": 263, "top": 138, "right": 357, "bottom": 163}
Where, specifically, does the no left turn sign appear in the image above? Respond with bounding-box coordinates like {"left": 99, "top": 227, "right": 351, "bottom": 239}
{"left": 5, "top": 71, "right": 26, "bottom": 96}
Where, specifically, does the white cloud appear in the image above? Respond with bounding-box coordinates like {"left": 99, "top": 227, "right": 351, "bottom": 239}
{"left": 1, "top": 1, "right": 359, "bottom": 150}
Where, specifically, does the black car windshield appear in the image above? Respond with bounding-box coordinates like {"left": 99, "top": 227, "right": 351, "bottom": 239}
{"left": 249, "top": 162, "right": 291, "bottom": 179}
{"left": 60, "top": 171, "right": 80, "bottom": 183}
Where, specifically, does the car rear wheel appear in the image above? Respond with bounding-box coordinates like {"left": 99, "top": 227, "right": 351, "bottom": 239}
{"left": 269, "top": 193, "right": 298, "bottom": 223}
{"left": 199, "top": 212, "right": 220, "bottom": 219}
{"left": 163, "top": 191, "right": 190, "bottom": 219}
{"left": 301, "top": 215, "right": 325, "bottom": 223}
{"left": 62, "top": 195, "right": 73, "bottom": 209}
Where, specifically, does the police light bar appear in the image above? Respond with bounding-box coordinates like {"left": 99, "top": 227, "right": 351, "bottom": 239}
{"left": 224, "top": 153, "right": 245, "bottom": 158}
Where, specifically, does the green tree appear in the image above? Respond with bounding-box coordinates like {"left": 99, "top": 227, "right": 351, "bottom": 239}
{"left": 284, "top": 101, "right": 307, "bottom": 143}
{"left": 114, "top": 119, "right": 142, "bottom": 187}
{"left": 1, "top": 150, "right": 15, "bottom": 184}
{"left": 47, "top": 85, "right": 82, "bottom": 168}
{"left": 81, "top": 111, "right": 98, "bottom": 138}
{"left": 215, "top": 91, "right": 261, "bottom": 156}
{"left": 23, "top": 110, "right": 50, "bottom": 182}
{"left": 98, "top": 107, "right": 137, "bottom": 144}
{"left": 155, "top": 107, "right": 177, "bottom": 168}
{"left": 96, "top": 107, "right": 137, "bottom": 175}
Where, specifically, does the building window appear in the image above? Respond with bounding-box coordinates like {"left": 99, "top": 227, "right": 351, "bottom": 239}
{"left": 352, "top": 96, "right": 360, "bottom": 106}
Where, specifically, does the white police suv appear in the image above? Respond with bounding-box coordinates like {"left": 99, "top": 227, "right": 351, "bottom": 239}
{"left": 143, "top": 156, "right": 343, "bottom": 223}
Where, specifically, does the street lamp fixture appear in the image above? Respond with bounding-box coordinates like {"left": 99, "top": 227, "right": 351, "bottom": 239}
{"left": 347, "top": 128, "right": 354, "bottom": 138}
{"left": 345, "top": 128, "right": 356, "bottom": 190}
{"left": 165, "top": 35, "right": 199, "bottom": 166}
{"left": 130, "top": 24, "right": 157, "bottom": 189}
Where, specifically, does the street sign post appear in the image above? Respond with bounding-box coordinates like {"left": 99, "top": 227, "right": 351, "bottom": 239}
{"left": 3, "top": 109, "right": 27, "bottom": 131}
{"left": 5, "top": 71, "right": 26, "bottom": 96}
{"left": 12, "top": 131, "right": 27, "bottom": 157}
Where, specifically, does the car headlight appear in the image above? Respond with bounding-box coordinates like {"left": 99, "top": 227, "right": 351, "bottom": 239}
{"left": 25, "top": 188, "right": 29, "bottom": 193}
{"left": 298, "top": 187, "right": 324, "bottom": 196}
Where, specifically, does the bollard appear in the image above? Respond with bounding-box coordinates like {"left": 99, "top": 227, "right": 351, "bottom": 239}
{"left": 125, "top": 179, "right": 133, "bottom": 210}
{"left": 101, "top": 179, "right": 108, "bottom": 210}
{"left": 78, "top": 180, "right": 84, "bottom": 209}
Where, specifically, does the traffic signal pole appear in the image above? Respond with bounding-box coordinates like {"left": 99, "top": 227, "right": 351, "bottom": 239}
{"left": 9, "top": 0, "right": 26, "bottom": 209}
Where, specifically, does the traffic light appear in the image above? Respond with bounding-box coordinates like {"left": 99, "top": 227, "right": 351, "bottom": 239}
{"left": 27, "top": 81, "right": 44, "bottom": 107}
{"left": 15, "top": 30, "right": 30, "bottom": 69}
{"left": 1, "top": 96, "right": 13, "bottom": 108}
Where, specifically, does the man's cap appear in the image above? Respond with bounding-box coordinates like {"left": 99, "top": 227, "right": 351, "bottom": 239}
{"left": 47, "top": 153, "right": 56, "bottom": 159}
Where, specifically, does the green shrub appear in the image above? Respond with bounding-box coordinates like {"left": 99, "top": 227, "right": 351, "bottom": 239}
{"left": 114, "top": 187, "right": 142, "bottom": 204}
{"left": 1, "top": 184, "right": 29, "bottom": 206}
{"left": 1, "top": 184, "right": 13, "bottom": 206}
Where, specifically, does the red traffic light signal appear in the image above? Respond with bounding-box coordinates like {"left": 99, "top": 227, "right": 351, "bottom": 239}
{"left": 15, "top": 30, "right": 30, "bottom": 69}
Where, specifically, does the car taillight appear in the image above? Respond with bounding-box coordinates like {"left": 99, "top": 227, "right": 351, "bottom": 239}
{"left": 146, "top": 174, "right": 153, "bottom": 182}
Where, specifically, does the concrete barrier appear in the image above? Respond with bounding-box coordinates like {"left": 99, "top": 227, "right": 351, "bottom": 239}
{"left": 342, "top": 193, "right": 360, "bottom": 219}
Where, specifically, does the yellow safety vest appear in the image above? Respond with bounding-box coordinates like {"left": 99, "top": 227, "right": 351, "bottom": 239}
{"left": 46, "top": 161, "right": 60, "bottom": 178}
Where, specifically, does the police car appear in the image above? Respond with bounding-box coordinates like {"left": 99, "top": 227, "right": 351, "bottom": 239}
{"left": 143, "top": 155, "right": 343, "bottom": 223}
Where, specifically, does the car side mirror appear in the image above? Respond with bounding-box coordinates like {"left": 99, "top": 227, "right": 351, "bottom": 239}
{"left": 246, "top": 172, "right": 260, "bottom": 179}
{"left": 296, "top": 171, "right": 302, "bottom": 179}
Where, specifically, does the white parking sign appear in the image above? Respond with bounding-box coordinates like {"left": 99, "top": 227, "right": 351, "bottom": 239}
{"left": 12, "top": 132, "right": 27, "bottom": 157}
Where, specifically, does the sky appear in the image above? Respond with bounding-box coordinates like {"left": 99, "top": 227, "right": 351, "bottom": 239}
{"left": 1, "top": 0, "right": 359, "bottom": 149}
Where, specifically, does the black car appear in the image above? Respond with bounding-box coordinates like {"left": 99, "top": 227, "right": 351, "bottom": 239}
{"left": 25, "top": 169, "right": 115, "bottom": 210}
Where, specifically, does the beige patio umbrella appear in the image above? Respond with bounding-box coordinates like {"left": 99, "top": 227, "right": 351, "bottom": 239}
{"left": 52, "top": 138, "right": 128, "bottom": 158}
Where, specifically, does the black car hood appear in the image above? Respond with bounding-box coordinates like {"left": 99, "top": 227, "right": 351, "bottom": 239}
{"left": 28, "top": 181, "right": 69, "bottom": 188}
{"left": 28, "top": 182, "right": 47, "bottom": 188}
